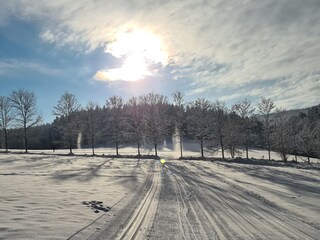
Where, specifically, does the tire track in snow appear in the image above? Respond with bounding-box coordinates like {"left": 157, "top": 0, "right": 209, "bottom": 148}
{"left": 191, "top": 161, "right": 320, "bottom": 239}
{"left": 170, "top": 165, "right": 241, "bottom": 240}
{"left": 179, "top": 161, "right": 319, "bottom": 240}
{"left": 115, "top": 164, "right": 161, "bottom": 240}
{"left": 171, "top": 173, "right": 205, "bottom": 240}
{"left": 176, "top": 163, "right": 271, "bottom": 239}
{"left": 69, "top": 160, "right": 158, "bottom": 240}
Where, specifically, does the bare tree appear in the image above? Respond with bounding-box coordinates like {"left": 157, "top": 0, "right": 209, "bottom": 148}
{"left": 273, "top": 108, "right": 290, "bottom": 162}
{"left": 224, "top": 112, "right": 241, "bottom": 158}
{"left": 10, "top": 89, "right": 42, "bottom": 152}
{"left": 187, "top": 98, "right": 211, "bottom": 158}
{"left": 106, "top": 96, "right": 124, "bottom": 156}
{"left": 287, "top": 116, "right": 302, "bottom": 162}
{"left": 212, "top": 101, "right": 228, "bottom": 159}
{"left": 82, "top": 101, "right": 101, "bottom": 155}
{"left": 53, "top": 92, "right": 81, "bottom": 154}
{"left": 233, "top": 99, "right": 255, "bottom": 159}
{"left": 172, "top": 91, "right": 186, "bottom": 158}
{"left": 125, "top": 97, "right": 146, "bottom": 156}
{"left": 0, "top": 96, "right": 15, "bottom": 152}
{"left": 298, "top": 121, "right": 317, "bottom": 163}
{"left": 258, "top": 97, "right": 275, "bottom": 160}
{"left": 142, "top": 93, "right": 170, "bottom": 157}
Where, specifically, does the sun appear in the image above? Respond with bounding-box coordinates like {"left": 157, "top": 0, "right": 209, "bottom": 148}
{"left": 101, "top": 29, "right": 168, "bottom": 82}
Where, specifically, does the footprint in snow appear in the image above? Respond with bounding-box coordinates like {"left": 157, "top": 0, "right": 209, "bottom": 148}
{"left": 82, "top": 201, "right": 111, "bottom": 213}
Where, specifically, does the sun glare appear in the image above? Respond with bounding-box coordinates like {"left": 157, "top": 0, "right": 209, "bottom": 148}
{"left": 103, "top": 29, "right": 168, "bottom": 81}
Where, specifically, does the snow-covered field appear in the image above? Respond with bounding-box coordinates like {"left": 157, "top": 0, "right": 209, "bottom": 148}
{"left": 0, "top": 149, "right": 319, "bottom": 239}
{"left": 2, "top": 145, "right": 319, "bottom": 163}
{"left": 0, "top": 154, "right": 149, "bottom": 239}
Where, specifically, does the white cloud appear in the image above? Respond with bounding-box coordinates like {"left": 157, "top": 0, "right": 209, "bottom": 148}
{"left": 1, "top": 0, "right": 320, "bottom": 107}
{"left": 93, "top": 29, "right": 168, "bottom": 82}
{"left": 39, "top": 30, "right": 58, "bottom": 44}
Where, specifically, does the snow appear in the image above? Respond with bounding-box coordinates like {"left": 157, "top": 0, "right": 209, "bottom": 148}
{"left": 183, "top": 160, "right": 320, "bottom": 225}
{"left": 0, "top": 147, "right": 319, "bottom": 239}
{"left": 2, "top": 145, "right": 319, "bottom": 163}
{"left": 0, "top": 154, "right": 148, "bottom": 239}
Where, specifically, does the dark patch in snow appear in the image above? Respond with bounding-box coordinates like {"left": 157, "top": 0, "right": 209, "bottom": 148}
{"left": 82, "top": 200, "right": 111, "bottom": 213}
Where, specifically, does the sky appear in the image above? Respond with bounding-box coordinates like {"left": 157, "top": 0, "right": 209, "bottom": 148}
{"left": 0, "top": 0, "right": 320, "bottom": 123}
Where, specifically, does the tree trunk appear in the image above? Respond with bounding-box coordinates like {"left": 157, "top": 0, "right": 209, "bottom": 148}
{"left": 246, "top": 145, "right": 249, "bottom": 159}
{"left": 282, "top": 151, "right": 287, "bottom": 162}
{"left": 24, "top": 125, "right": 28, "bottom": 153}
{"left": 180, "top": 133, "right": 183, "bottom": 159}
{"left": 154, "top": 143, "right": 158, "bottom": 157}
{"left": 137, "top": 141, "right": 141, "bottom": 156}
{"left": 137, "top": 141, "right": 141, "bottom": 166}
{"left": 200, "top": 139, "right": 204, "bottom": 158}
{"left": 245, "top": 131, "right": 249, "bottom": 159}
{"left": 116, "top": 141, "right": 119, "bottom": 156}
{"left": 220, "top": 134, "right": 224, "bottom": 160}
{"left": 91, "top": 136, "right": 95, "bottom": 155}
{"left": 4, "top": 128, "right": 8, "bottom": 152}
{"left": 69, "top": 137, "right": 72, "bottom": 154}
{"left": 293, "top": 136, "right": 297, "bottom": 162}
{"left": 231, "top": 146, "right": 235, "bottom": 158}
{"left": 267, "top": 131, "right": 271, "bottom": 161}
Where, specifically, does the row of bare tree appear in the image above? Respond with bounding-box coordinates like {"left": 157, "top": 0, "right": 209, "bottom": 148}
{"left": 1, "top": 89, "right": 319, "bottom": 162}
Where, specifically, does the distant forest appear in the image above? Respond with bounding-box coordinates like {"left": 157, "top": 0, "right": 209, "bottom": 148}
{"left": 0, "top": 89, "right": 319, "bottom": 162}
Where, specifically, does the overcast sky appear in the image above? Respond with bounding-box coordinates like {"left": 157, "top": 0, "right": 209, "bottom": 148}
{"left": 1, "top": 0, "right": 319, "bottom": 122}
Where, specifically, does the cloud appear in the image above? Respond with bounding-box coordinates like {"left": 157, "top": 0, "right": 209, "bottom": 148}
{"left": 39, "top": 30, "right": 58, "bottom": 44}
{"left": 93, "top": 29, "right": 167, "bottom": 82}
{"left": 0, "top": 58, "right": 62, "bottom": 76}
{"left": 93, "top": 71, "right": 108, "bottom": 81}
{"left": 1, "top": 0, "right": 320, "bottom": 107}
{"left": 93, "top": 64, "right": 153, "bottom": 82}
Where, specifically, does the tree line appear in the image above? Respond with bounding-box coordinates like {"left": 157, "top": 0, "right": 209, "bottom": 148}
{"left": 0, "top": 89, "right": 319, "bottom": 162}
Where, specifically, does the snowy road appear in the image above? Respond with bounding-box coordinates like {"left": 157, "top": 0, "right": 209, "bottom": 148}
{"left": 149, "top": 162, "right": 319, "bottom": 239}
{"left": 72, "top": 160, "right": 320, "bottom": 240}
